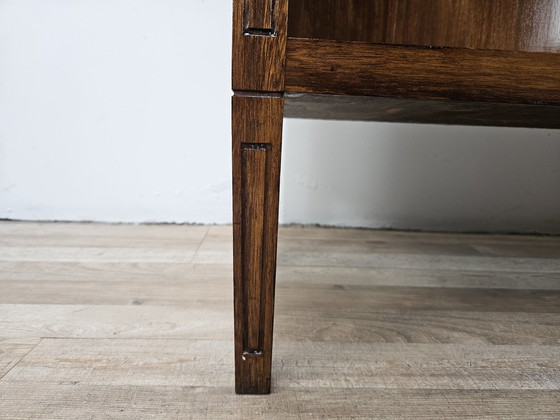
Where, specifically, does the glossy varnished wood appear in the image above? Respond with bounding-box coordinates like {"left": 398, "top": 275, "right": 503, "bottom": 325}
{"left": 233, "top": 0, "right": 560, "bottom": 395}
{"left": 244, "top": 0, "right": 275, "bottom": 33}
{"left": 232, "top": 0, "right": 289, "bottom": 393}
{"left": 284, "top": 93, "right": 560, "bottom": 128}
{"left": 286, "top": 38, "right": 560, "bottom": 105}
{"left": 232, "top": 0, "right": 288, "bottom": 91}
{"left": 288, "top": 0, "right": 560, "bottom": 53}
{"left": 232, "top": 95, "right": 284, "bottom": 394}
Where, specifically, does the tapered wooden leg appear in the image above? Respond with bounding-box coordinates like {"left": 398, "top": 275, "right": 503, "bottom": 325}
{"left": 232, "top": 93, "right": 284, "bottom": 394}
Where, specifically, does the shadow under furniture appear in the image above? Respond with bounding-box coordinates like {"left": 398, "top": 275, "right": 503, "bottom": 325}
{"left": 231, "top": 0, "right": 560, "bottom": 394}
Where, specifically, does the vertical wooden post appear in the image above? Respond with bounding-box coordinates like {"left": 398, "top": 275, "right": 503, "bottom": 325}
{"left": 232, "top": 94, "right": 283, "bottom": 394}
{"left": 231, "top": 0, "right": 288, "bottom": 394}
{"left": 232, "top": 0, "right": 288, "bottom": 92}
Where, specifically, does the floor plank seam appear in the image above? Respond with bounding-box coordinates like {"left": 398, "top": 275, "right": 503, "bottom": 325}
{"left": 0, "top": 338, "right": 42, "bottom": 382}
{"left": 188, "top": 226, "right": 211, "bottom": 263}
{"left": 1, "top": 222, "right": 560, "bottom": 417}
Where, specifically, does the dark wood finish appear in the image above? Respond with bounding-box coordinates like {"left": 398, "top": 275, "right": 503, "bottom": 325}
{"left": 232, "top": 94, "right": 284, "bottom": 394}
{"left": 244, "top": 0, "right": 275, "bottom": 33}
{"left": 286, "top": 38, "right": 560, "bottom": 105}
{"left": 288, "top": 0, "right": 560, "bottom": 53}
{"left": 232, "top": 0, "right": 560, "bottom": 395}
{"left": 232, "top": 0, "right": 288, "bottom": 91}
{"left": 232, "top": 0, "right": 289, "bottom": 394}
{"left": 284, "top": 93, "right": 560, "bottom": 128}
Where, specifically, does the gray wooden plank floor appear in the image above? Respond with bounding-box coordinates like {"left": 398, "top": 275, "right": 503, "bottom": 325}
{"left": 0, "top": 221, "right": 559, "bottom": 419}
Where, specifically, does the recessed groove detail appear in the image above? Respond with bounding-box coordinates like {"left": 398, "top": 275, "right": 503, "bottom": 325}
{"left": 232, "top": 95, "right": 283, "bottom": 393}
{"left": 243, "top": 350, "right": 264, "bottom": 358}
{"left": 232, "top": 0, "right": 287, "bottom": 92}
{"left": 241, "top": 143, "right": 270, "bottom": 354}
{"left": 244, "top": 28, "right": 275, "bottom": 36}
{"left": 234, "top": 90, "right": 284, "bottom": 98}
{"left": 243, "top": 0, "right": 275, "bottom": 32}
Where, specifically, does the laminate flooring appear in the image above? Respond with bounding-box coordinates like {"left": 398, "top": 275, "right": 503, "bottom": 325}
{"left": 0, "top": 221, "right": 559, "bottom": 419}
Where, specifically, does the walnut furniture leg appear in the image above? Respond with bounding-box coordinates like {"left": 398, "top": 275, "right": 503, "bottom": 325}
{"left": 231, "top": 0, "right": 288, "bottom": 394}
{"left": 232, "top": 94, "right": 284, "bottom": 394}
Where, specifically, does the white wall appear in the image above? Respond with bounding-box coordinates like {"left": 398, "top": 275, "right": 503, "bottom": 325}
{"left": 281, "top": 120, "right": 560, "bottom": 233}
{"left": 0, "top": 0, "right": 232, "bottom": 223}
{"left": 1, "top": 0, "right": 560, "bottom": 233}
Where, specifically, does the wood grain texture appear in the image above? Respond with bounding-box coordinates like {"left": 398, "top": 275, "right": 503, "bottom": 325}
{"left": 4, "top": 302, "right": 560, "bottom": 348}
{"left": 276, "top": 225, "right": 560, "bottom": 244}
{"left": 0, "top": 261, "right": 233, "bottom": 306}
{"left": 278, "top": 250, "right": 560, "bottom": 273}
{"left": 232, "top": 0, "right": 288, "bottom": 91}
{"left": 1, "top": 222, "right": 560, "bottom": 417}
{"left": 2, "top": 338, "right": 234, "bottom": 387}
{"left": 244, "top": 0, "right": 274, "bottom": 32}
{"left": 0, "top": 222, "right": 208, "bottom": 262}
{"left": 271, "top": 342, "right": 560, "bottom": 390}
{"left": 193, "top": 225, "right": 560, "bottom": 262}
{"left": 284, "top": 93, "right": 560, "bottom": 128}
{"left": 234, "top": 0, "right": 560, "bottom": 397}
{"left": 242, "top": 146, "right": 268, "bottom": 353}
{"left": 1, "top": 339, "right": 559, "bottom": 419}
{"left": 0, "top": 222, "right": 209, "bottom": 246}
{"left": 286, "top": 38, "right": 560, "bottom": 105}
{"left": 0, "top": 246, "right": 195, "bottom": 263}
{"left": 0, "top": 260, "right": 231, "bottom": 284}
{"left": 278, "top": 266, "right": 560, "bottom": 290}
{"left": 0, "top": 338, "right": 40, "bottom": 380}
{"left": 3, "top": 339, "right": 559, "bottom": 390}
{"left": 3, "top": 263, "right": 558, "bottom": 307}
{"left": 191, "top": 226, "right": 233, "bottom": 264}
{"left": 232, "top": 95, "right": 284, "bottom": 393}
{"left": 288, "top": 0, "right": 560, "bottom": 53}
{"left": 1, "top": 385, "right": 558, "bottom": 420}
{"left": 0, "top": 304, "right": 232, "bottom": 340}
{"left": 274, "top": 309, "right": 560, "bottom": 345}
{"left": 273, "top": 284, "right": 560, "bottom": 313}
